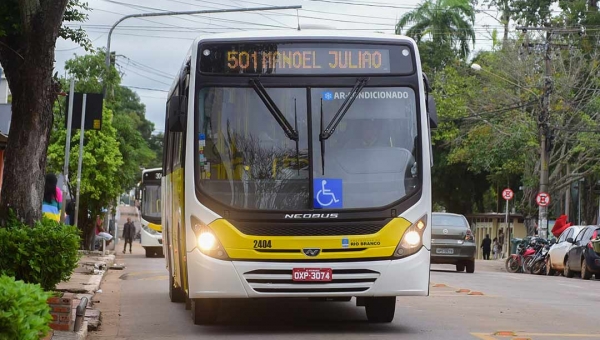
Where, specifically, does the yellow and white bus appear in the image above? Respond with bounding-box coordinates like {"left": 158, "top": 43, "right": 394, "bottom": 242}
{"left": 162, "top": 30, "right": 437, "bottom": 325}
{"left": 139, "top": 167, "right": 163, "bottom": 257}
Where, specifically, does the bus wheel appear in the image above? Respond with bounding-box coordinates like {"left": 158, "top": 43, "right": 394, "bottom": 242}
{"left": 169, "top": 270, "right": 186, "bottom": 303}
{"left": 145, "top": 248, "right": 152, "bottom": 258}
{"left": 191, "top": 299, "right": 219, "bottom": 325}
{"left": 365, "top": 297, "right": 396, "bottom": 323}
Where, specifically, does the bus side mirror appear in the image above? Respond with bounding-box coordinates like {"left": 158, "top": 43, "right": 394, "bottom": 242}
{"left": 427, "top": 95, "right": 438, "bottom": 129}
{"left": 168, "top": 95, "right": 186, "bottom": 132}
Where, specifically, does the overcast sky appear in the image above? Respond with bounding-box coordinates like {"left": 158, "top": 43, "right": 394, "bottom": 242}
{"left": 54, "top": 0, "right": 507, "bottom": 134}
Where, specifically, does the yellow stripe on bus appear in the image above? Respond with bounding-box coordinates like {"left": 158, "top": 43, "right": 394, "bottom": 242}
{"left": 148, "top": 222, "right": 162, "bottom": 232}
{"left": 207, "top": 217, "right": 411, "bottom": 260}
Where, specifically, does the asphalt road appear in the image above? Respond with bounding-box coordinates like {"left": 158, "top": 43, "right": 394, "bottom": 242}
{"left": 90, "top": 209, "right": 600, "bottom": 340}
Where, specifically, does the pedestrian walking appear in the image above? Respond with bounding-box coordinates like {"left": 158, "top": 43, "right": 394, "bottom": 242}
{"left": 498, "top": 229, "right": 505, "bottom": 259}
{"left": 123, "top": 218, "right": 135, "bottom": 254}
{"left": 481, "top": 234, "right": 492, "bottom": 260}
{"left": 492, "top": 238, "right": 499, "bottom": 260}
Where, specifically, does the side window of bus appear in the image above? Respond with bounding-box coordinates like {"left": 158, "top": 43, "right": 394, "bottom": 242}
{"left": 173, "top": 132, "right": 181, "bottom": 168}
{"left": 164, "top": 103, "right": 172, "bottom": 174}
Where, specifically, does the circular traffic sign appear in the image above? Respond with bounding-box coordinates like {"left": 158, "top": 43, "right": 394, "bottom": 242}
{"left": 536, "top": 192, "right": 550, "bottom": 207}
{"left": 502, "top": 188, "right": 514, "bottom": 200}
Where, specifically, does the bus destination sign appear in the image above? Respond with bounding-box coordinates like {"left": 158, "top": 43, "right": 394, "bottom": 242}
{"left": 199, "top": 42, "right": 414, "bottom": 75}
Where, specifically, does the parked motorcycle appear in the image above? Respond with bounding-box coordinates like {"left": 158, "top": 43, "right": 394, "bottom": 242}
{"left": 529, "top": 239, "right": 555, "bottom": 275}
{"left": 505, "top": 237, "right": 547, "bottom": 273}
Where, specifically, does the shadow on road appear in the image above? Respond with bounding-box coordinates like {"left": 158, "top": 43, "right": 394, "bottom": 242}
{"left": 191, "top": 298, "right": 415, "bottom": 336}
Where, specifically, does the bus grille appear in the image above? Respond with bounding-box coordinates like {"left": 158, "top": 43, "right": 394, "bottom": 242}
{"left": 243, "top": 269, "right": 380, "bottom": 294}
{"left": 230, "top": 221, "right": 386, "bottom": 236}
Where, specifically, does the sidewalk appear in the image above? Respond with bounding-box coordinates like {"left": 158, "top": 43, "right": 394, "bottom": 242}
{"left": 48, "top": 250, "right": 116, "bottom": 340}
{"left": 475, "top": 258, "right": 506, "bottom": 273}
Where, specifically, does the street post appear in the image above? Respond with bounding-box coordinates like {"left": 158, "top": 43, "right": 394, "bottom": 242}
{"left": 60, "top": 78, "right": 75, "bottom": 223}
{"left": 73, "top": 94, "right": 87, "bottom": 230}
{"left": 502, "top": 188, "right": 514, "bottom": 256}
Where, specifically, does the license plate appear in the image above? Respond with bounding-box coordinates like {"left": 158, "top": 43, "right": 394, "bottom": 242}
{"left": 292, "top": 268, "right": 333, "bottom": 282}
{"left": 436, "top": 248, "right": 454, "bottom": 254}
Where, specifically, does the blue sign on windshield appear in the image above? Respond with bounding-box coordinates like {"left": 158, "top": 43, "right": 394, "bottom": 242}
{"left": 313, "top": 178, "right": 343, "bottom": 208}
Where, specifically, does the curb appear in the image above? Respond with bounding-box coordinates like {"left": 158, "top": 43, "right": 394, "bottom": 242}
{"left": 51, "top": 321, "right": 87, "bottom": 340}
{"left": 51, "top": 254, "right": 115, "bottom": 340}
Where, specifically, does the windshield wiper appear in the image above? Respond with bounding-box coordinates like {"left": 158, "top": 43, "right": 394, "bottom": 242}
{"left": 250, "top": 78, "right": 299, "bottom": 141}
{"left": 318, "top": 77, "right": 369, "bottom": 175}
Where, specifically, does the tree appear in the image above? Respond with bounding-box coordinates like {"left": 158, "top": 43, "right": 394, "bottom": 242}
{"left": 64, "top": 50, "right": 157, "bottom": 191}
{"left": 395, "top": 0, "right": 476, "bottom": 59}
{"left": 47, "top": 108, "right": 123, "bottom": 249}
{"left": 148, "top": 133, "right": 164, "bottom": 168}
{"left": 0, "top": 0, "right": 89, "bottom": 224}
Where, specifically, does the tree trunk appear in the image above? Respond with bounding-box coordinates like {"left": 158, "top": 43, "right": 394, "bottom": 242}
{"left": 0, "top": 56, "right": 56, "bottom": 224}
{"left": 0, "top": 0, "right": 69, "bottom": 225}
{"left": 524, "top": 216, "right": 537, "bottom": 236}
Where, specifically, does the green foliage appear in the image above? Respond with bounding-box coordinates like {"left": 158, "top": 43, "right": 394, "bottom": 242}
{"left": 61, "top": 50, "right": 158, "bottom": 191}
{"left": 0, "top": 217, "right": 81, "bottom": 291}
{"left": 47, "top": 108, "right": 124, "bottom": 213}
{"left": 65, "top": 50, "right": 120, "bottom": 93}
{"left": 483, "top": 0, "right": 553, "bottom": 27}
{"left": 396, "top": 0, "right": 475, "bottom": 59}
{"left": 0, "top": 275, "right": 52, "bottom": 340}
{"left": 0, "top": 0, "right": 90, "bottom": 47}
{"left": 148, "top": 133, "right": 164, "bottom": 168}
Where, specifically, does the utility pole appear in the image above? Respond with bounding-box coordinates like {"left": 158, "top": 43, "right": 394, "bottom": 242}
{"left": 516, "top": 25, "right": 581, "bottom": 239}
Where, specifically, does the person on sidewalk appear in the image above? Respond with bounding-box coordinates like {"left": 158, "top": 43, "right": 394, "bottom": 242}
{"left": 492, "top": 237, "right": 499, "bottom": 260}
{"left": 95, "top": 215, "right": 113, "bottom": 250}
{"left": 42, "top": 174, "right": 62, "bottom": 222}
{"left": 481, "top": 234, "right": 492, "bottom": 260}
{"left": 123, "top": 218, "right": 135, "bottom": 254}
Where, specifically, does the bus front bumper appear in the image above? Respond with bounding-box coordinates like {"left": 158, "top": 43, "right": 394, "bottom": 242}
{"left": 187, "top": 247, "right": 430, "bottom": 299}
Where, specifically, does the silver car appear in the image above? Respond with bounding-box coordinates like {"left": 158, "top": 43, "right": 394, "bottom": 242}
{"left": 430, "top": 212, "right": 477, "bottom": 273}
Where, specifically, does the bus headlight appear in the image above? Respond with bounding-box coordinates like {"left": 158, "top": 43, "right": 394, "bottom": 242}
{"left": 198, "top": 232, "right": 217, "bottom": 251}
{"left": 191, "top": 218, "right": 229, "bottom": 260}
{"left": 394, "top": 215, "right": 427, "bottom": 258}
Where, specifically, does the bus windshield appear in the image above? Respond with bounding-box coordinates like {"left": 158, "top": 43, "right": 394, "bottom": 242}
{"left": 141, "top": 184, "right": 161, "bottom": 219}
{"left": 196, "top": 86, "right": 419, "bottom": 211}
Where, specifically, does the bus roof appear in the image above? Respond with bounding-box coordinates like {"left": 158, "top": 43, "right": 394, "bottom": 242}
{"left": 142, "top": 168, "right": 162, "bottom": 175}
{"left": 190, "top": 30, "right": 416, "bottom": 45}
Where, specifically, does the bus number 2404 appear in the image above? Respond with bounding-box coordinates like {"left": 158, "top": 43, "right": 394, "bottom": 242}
{"left": 253, "top": 240, "right": 272, "bottom": 248}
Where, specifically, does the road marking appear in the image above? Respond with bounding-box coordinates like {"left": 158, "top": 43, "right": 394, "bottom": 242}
{"left": 520, "top": 333, "right": 600, "bottom": 338}
{"left": 471, "top": 332, "right": 600, "bottom": 339}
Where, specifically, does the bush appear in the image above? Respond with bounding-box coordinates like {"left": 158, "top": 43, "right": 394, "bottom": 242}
{"left": 0, "top": 275, "right": 52, "bottom": 340}
{"left": 0, "top": 217, "right": 81, "bottom": 291}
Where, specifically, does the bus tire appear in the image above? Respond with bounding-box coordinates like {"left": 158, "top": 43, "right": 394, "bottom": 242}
{"left": 191, "top": 299, "right": 219, "bottom": 325}
{"left": 365, "top": 297, "right": 396, "bottom": 323}
{"left": 169, "top": 270, "right": 186, "bottom": 303}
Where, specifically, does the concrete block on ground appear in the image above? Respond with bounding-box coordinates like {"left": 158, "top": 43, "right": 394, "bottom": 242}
{"left": 51, "top": 321, "right": 88, "bottom": 340}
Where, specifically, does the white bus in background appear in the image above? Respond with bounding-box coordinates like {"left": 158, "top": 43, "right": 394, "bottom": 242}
{"left": 162, "top": 30, "right": 438, "bottom": 325}
{"left": 140, "top": 167, "right": 164, "bottom": 257}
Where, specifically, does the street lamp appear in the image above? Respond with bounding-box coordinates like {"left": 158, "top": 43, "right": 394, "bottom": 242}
{"left": 470, "top": 63, "right": 537, "bottom": 96}
{"left": 471, "top": 63, "right": 550, "bottom": 239}
{"left": 103, "top": 5, "right": 302, "bottom": 96}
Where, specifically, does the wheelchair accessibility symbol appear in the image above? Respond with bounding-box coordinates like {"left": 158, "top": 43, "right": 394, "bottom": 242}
{"left": 314, "top": 179, "right": 343, "bottom": 208}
